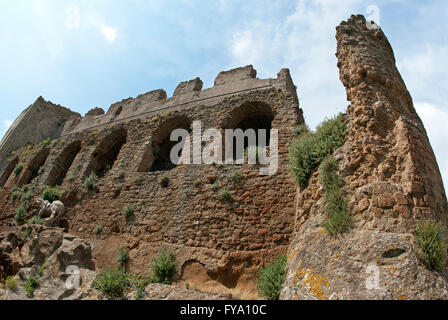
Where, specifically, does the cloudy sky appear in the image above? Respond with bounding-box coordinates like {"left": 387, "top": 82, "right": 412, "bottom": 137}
{"left": 0, "top": 0, "right": 447, "bottom": 190}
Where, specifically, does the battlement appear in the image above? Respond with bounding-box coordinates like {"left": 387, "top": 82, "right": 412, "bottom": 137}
{"left": 0, "top": 66, "right": 298, "bottom": 176}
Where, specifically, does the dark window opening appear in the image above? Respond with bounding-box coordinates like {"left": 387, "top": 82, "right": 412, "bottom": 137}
{"left": 224, "top": 101, "right": 274, "bottom": 162}
{"left": 19, "top": 148, "right": 50, "bottom": 186}
{"left": 149, "top": 116, "right": 192, "bottom": 173}
{"left": 90, "top": 129, "right": 127, "bottom": 178}
{"left": 46, "top": 141, "right": 82, "bottom": 187}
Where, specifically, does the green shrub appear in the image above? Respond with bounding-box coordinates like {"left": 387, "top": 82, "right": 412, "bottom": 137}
{"left": 217, "top": 189, "right": 232, "bottom": 202}
{"left": 158, "top": 175, "right": 169, "bottom": 188}
{"left": 134, "top": 175, "right": 144, "bottom": 185}
{"left": 22, "top": 184, "right": 30, "bottom": 193}
{"left": 11, "top": 190, "right": 19, "bottom": 202}
{"left": 118, "top": 248, "right": 130, "bottom": 267}
{"left": 84, "top": 173, "right": 99, "bottom": 193}
{"left": 21, "top": 191, "right": 33, "bottom": 204}
{"left": 25, "top": 276, "right": 39, "bottom": 296}
{"left": 38, "top": 263, "right": 47, "bottom": 277}
{"left": 257, "top": 254, "right": 287, "bottom": 300}
{"left": 228, "top": 172, "right": 242, "bottom": 183}
{"left": 289, "top": 114, "right": 346, "bottom": 188}
{"left": 123, "top": 204, "right": 135, "bottom": 219}
{"left": 93, "top": 269, "right": 132, "bottom": 299}
{"left": 14, "top": 163, "right": 24, "bottom": 177}
{"left": 414, "top": 219, "right": 447, "bottom": 271}
{"left": 14, "top": 204, "right": 27, "bottom": 225}
{"left": 28, "top": 215, "right": 45, "bottom": 226}
{"left": 20, "top": 227, "right": 31, "bottom": 240}
{"left": 150, "top": 250, "right": 176, "bottom": 285}
{"left": 94, "top": 224, "right": 103, "bottom": 235}
{"left": 5, "top": 276, "right": 18, "bottom": 291}
{"left": 193, "top": 179, "right": 202, "bottom": 188}
{"left": 135, "top": 279, "right": 150, "bottom": 300}
{"left": 319, "top": 156, "right": 353, "bottom": 236}
{"left": 41, "top": 138, "right": 51, "bottom": 148}
{"left": 41, "top": 186, "right": 59, "bottom": 203}
{"left": 211, "top": 182, "right": 220, "bottom": 192}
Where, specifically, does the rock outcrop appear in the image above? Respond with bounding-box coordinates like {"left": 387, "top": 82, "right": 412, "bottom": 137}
{"left": 281, "top": 15, "right": 448, "bottom": 300}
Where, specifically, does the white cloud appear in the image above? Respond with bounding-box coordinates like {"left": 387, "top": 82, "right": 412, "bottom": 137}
{"left": 228, "top": 0, "right": 364, "bottom": 128}
{"left": 100, "top": 24, "right": 117, "bottom": 43}
{"left": 66, "top": 5, "right": 81, "bottom": 30}
{"left": 415, "top": 102, "right": 448, "bottom": 192}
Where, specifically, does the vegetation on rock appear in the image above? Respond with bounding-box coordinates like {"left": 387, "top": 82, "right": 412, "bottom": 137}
{"left": 93, "top": 268, "right": 132, "bottom": 299}
{"left": 319, "top": 156, "right": 352, "bottom": 236}
{"left": 150, "top": 250, "right": 176, "bottom": 285}
{"left": 257, "top": 254, "right": 287, "bottom": 300}
{"left": 414, "top": 219, "right": 447, "bottom": 271}
{"left": 84, "top": 173, "right": 99, "bottom": 193}
{"left": 289, "top": 114, "right": 346, "bottom": 188}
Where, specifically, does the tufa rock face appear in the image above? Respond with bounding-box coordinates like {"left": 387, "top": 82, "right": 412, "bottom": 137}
{"left": 281, "top": 15, "right": 448, "bottom": 300}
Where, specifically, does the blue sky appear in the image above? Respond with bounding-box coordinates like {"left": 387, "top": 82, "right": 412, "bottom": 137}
{"left": 1, "top": 0, "right": 447, "bottom": 191}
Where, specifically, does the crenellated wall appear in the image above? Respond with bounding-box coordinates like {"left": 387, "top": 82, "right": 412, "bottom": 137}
{"left": 0, "top": 65, "right": 303, "bottom": 297}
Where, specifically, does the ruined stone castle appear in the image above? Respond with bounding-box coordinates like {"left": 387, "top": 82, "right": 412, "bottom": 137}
{"left": 1, "top": 15, "right": 447, "bottom": 300}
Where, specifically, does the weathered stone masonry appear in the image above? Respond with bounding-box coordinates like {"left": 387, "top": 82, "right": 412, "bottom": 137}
{"left": 0, "top": 66, "right": 303, "bottom": 292}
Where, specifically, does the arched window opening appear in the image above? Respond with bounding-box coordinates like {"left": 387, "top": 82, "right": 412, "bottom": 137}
{"left": 89, "top": 129, "right": 127, "bottom": 178}
{"left": 224, "top": 101, "right": 274, "bottom": 161}
{"left": 149, "top": 116, "right": 192, "bottom": 173}
{"left": 0, "top": 156, "right": 19, "bottom": 188}
{"left": 19, "top": 148, "right": 50, "bottom": 186}
{"left": 46, "top": 141, "right": 82, "bottom": 187}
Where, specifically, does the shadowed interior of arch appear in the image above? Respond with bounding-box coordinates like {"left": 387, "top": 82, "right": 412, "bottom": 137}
{"left": 88, "top": 129, "right": 127, "bottom": 178}
{"left": 19, "top": 148, "right": 50, "bottom": 186}
{"left": 46, "top": 141, "right": 82, "bottom": 187}
{"left": 149, "top": 116, "right": 192, "bottom": 172}
{"left": 224, "top": 101, "right": 274, "bottom": 161}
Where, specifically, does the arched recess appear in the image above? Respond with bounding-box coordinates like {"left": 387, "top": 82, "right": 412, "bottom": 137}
{"left": 87, "top": 129, "right": 127, "bottom": 178}
{"left": 222, "top": 101, "right": 275, "bottom": 160}
{"left": 0, "top": 156, "right": 19, "bottom": 188}
{"left": 18, "top": 148, "right": 50, "bottom": 186}
{"left": 139, "top": 116, "right": 192, "bottom": 172}
{"left": 46, "top": 141, "right": 82, "bottom": 187}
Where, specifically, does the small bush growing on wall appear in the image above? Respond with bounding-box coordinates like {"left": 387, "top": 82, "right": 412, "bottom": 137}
{"left": 25, "top": 276, "right": 39, "bottom": 296}
{"left": 257, "top": 254, "right": 287, "bottom": 300}
{"left": 158, "top": 174, "right": 170, "bottom": 188}
{"left": 94, "top": 224, "right": 103, "bottom": 235}
{"left": 5, "top": 276, "right": 18, "bottom": 291}
{"left": 123, "top": 204, "right": 135, "bottom": 219}
{"left": 84, "top": 173, "right": 99, "bottom": 193}
{"left": 319, "top": 156, "right": 353, "bottom": 236}
{"left": 14, "top": 204, "right": 27, "bottom": 225}
{"left": 289, "top": 114, "right": 346, "bottom": 188}
{"left": 217, "top": 189, "right": 232, "bottom": 202}
{"left": 93, "top": 269, "right": 132, "bottom": 299}
{"left": 118, "top": 248, "right": 130, "bottom": 267}
{"left": 150, "top": 250, "right": 177, "bottom": 285}
{"left": 41, "top": 186, "right": 59, "bottom": 203}
{"left": 228, "top": 172, "right": 242, "bottom": 183}
{"left": 14, "top": 163, "right": 24, "bottom": 177}
{"left": 414, "top": 219, "right": 447, "bottom": 271}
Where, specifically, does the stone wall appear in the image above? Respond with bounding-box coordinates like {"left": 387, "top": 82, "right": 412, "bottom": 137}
{"left": 0, "top": 66, "right": 303, "bottom": 296}
{"left": 0, "top": 97, "right": 80, "bottom": 177}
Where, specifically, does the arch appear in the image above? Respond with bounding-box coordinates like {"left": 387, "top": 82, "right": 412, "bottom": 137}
{"left": 223, "top": 101, "right": 275, "bottom": 160}
{"left": 0, "top": 156, "right": 19, "bottom": 188}
{"left": 88, "top": 129, "right": 127, "bottom": 178}
{"left": 19, "top": 148, "right": 50, "bottom": 186}
{"left": 140, "top": 116, "right": 192, "bottom": 172}
{"left": 46, "top": 141, "right": 82, "bottom": 187}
